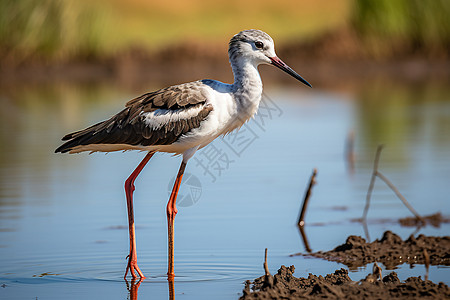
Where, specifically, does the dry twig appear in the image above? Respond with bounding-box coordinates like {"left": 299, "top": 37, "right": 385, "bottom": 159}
{"left": 376, "top": 172, "right": 424, "bottom": 222}
{"left": 373, "top": 262, "right": 382, "bottom": 280}
{"left": 298, "top": 168, "right": 317, "bottom": 227}
{"left": 262, "top": 248, "right": 274, "bottom": 288}
{"left": 263, "top": 248, "right": 270, "bottom": 276}
{"left": 363, "top": 145, "right": 383, "bottom": 220}
{"left": 362, "top": 145, "right": 424, "bottom": 224}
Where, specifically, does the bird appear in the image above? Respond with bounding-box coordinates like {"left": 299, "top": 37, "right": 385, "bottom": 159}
{"left": 55, "top": 29, "right": 311, "bottom": 280}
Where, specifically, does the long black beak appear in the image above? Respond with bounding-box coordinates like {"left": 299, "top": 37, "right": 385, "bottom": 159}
{"left": 269, "top": 56, "right": 312, "bottom": 88}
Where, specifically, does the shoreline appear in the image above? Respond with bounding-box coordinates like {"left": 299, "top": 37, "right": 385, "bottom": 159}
{"left": 2, "top": 26, "right": 449, "bottom": 89}
{"left": 2, "top": 58, "right": 449, "bottom": 90}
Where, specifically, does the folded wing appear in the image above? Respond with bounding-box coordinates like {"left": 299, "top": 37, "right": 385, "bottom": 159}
{"left": 55, "top": 81, "right": 213, "bottom": 153}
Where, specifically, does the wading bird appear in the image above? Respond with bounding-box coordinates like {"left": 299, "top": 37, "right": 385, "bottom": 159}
{"left": 55, "top": 29, "right": 311, "bottom": 280}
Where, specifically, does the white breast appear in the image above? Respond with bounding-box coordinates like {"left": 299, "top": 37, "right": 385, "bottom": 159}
{"left": 174, "top": 81, "right": 261, "bottom": 152}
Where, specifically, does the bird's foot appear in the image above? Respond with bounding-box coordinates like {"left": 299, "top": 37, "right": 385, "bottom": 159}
{"left": 124, "top": 256, "right": 146, "bottom": 280}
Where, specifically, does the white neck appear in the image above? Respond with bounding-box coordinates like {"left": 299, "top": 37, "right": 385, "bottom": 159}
{"left": 231, "top": 59, "right": 263, "bottom": 109}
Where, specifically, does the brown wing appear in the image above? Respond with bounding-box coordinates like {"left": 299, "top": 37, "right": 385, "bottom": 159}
{"left": 55, "top": 81, "right": 213, "bottom": 153}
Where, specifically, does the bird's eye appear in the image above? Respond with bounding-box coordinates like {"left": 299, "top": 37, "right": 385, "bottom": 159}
{"left": 255, "top": 41, "right": 264, "bottom": 49}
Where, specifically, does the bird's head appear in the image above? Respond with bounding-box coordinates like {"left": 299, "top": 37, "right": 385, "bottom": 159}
{"left": 229, "top": 29, "right": 311, "bottom": 88}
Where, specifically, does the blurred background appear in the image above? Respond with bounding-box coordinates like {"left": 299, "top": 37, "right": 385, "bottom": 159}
{"left": 0, "top": 1, "right": 449, "bottom": 299}
{"left": 1, "top": 0, "right": 449, "bottom": 85}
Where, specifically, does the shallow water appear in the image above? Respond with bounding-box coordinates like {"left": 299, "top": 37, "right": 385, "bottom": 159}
{"left": 0, "top": 79, "right": 449, "bottom": 299}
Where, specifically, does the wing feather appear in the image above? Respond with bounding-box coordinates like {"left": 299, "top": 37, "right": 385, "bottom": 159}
{"left": 55, "top": 81, "right": 213, "bottom": 153}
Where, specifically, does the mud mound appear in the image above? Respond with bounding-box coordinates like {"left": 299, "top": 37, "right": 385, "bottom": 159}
{"left": 240, "top": 265, "right": 450, "bottom": 300}
{"left": 307, "top": 231, "right": 450, "bottom": 269}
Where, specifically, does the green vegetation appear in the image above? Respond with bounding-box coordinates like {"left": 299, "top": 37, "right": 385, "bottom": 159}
{"left": 0, "top": 0, "right": 350, "bottom": 62}
{"left": 352, "top": 0, "right": 450, "bottom": 57}
{"left": 0, "top": 0, "right": 449, "bottom": 63}
{"left": 0, "top": 0, "right": 113, "bottom": 61}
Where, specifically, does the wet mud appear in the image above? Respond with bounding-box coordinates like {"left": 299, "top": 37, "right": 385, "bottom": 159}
{"left": 399, "top": 212, "right": 450, "bottom": 227}
{"left": 240, "top": 265, "right": 450, "bottom": 300}
{"left": 306, "top": 231, "right": 450, "bottom": 269}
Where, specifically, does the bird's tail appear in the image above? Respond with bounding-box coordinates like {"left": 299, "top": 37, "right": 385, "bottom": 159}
{"left": 54, "top": 120, "right": 110, "bottom": 153}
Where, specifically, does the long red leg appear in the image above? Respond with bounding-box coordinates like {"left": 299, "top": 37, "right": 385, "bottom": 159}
{"left": 167, "top": 161, "right": 187, "bottom": 279}
{"left": 124, "top": 151, "right": 155, "bottom": 280}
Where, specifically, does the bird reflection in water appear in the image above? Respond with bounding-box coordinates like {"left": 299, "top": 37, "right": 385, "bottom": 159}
{"left": 125, "top": 277, "right": 175, "bottom": 300}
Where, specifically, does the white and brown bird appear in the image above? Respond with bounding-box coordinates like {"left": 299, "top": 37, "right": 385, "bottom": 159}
{"left": 55, "top": 29, "right": 311, "bottom": 280}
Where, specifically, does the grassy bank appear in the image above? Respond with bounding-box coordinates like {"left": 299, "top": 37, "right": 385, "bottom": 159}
{"left": 0, "top": 0, "right": 111, "bottom": 61}
{"left": 0, "top": 0, "right": 349, "bottom": 63}
{"left": 0, "top": 0, "right": 449, "bottom": 65}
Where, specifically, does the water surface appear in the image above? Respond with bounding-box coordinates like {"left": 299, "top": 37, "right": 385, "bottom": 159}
{"left": 0, "top": 79, "right": 449, "bottom": 299}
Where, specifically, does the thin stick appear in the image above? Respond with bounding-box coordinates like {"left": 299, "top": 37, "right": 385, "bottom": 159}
{"left": 363, "top": 145, "right": 424, "bottom": 224}
{"left": 298, "top": 168, "right": 318, "bottom": 227}
{"left": 263, "top": 248, "right": 270, "bottom": 276}
{"left": 376, "top": 171, "right": 424, "bottom": 223}
{"left": 362, "top": 145, "right": 384, "bottom": 220}
{"left": 373, "top": 262, "right": 382, "bottom": 280}
{"left": 262, "top": 248, "right": 274, "bottom": 288}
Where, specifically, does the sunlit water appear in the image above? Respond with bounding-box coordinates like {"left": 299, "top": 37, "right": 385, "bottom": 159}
{"left": 0, "top": 79, "right": 449, "bottom": 299}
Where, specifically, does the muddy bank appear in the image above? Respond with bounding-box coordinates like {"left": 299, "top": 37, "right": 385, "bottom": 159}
{"left": 240, "top": 265, "right": 450, "bottom": 300}
{"left": 306, "top": 231, "right": 450, "bottom": 269}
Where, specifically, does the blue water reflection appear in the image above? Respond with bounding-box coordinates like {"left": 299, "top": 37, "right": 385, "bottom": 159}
{"left": 0, "top": 80, "right": 449, "bottom": 299}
